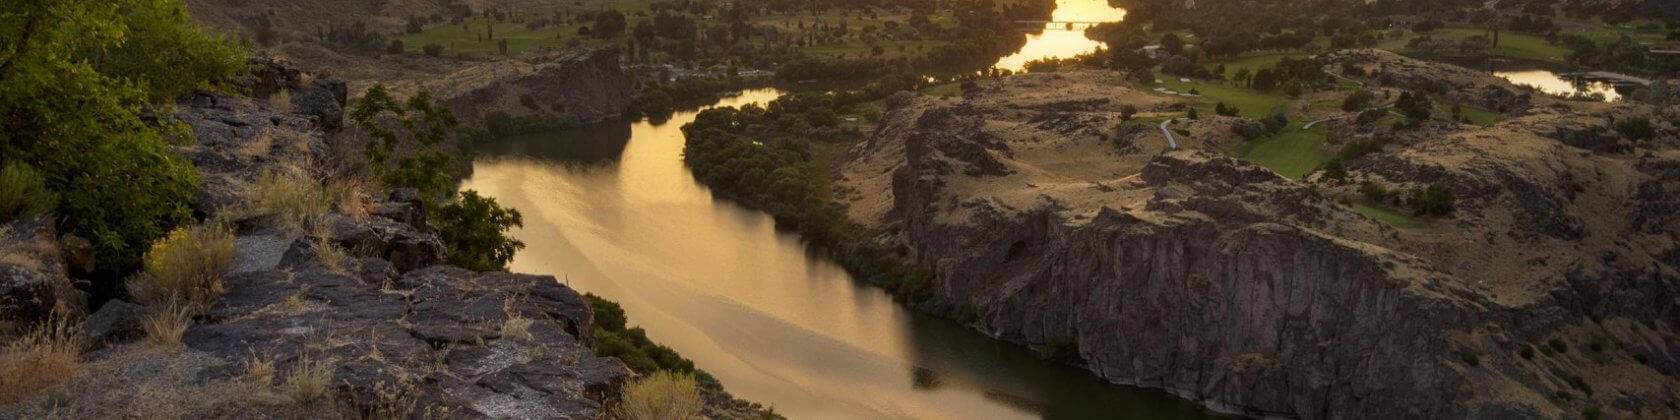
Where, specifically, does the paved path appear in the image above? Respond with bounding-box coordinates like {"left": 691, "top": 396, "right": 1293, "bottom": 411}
{"left": 1159, "top": 119, "right": 1180, "bottom": 150}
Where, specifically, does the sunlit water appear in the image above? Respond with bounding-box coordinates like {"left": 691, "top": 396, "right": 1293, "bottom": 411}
{"left": 1494, "top": 69, "right": 1622, "bottom": 102}
{"left": 460, "top": 89, "right": 1215, "bottom": 419}
{"left": 993, "top": 0, "right": 1128, "bottom": 71}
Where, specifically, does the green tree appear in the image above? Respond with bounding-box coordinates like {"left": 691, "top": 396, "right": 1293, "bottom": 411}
{"left": 349, "top": 84, "right": 461, "bottom": 202}
{"left": 433, "top": 190, "right": 525, "bottom": 272}
{"left": 0, "top": 0, "right": 246, "bottom": 274}
{"left": 1410, "top": 182, "right": 1456, "bottom": 216}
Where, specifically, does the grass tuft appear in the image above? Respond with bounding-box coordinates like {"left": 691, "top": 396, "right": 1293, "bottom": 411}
{"left": 142, "top": 303, "right": 194, "bottom": 351}
{"left": 616, "top": 371, "right": 705, "bottom": 420}
{"left": 248, "top": 168, "right": 333, "bottom": 234}
{"left": 0, "top": 310, "right": 83, "bottom": 405}
{"left": 282, "top": 357, "right": 335, "bottom": 405}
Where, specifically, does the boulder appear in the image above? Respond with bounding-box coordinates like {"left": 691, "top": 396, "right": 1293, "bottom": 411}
{"left": 83, "top": 300, "right": 146, "bottom": 349}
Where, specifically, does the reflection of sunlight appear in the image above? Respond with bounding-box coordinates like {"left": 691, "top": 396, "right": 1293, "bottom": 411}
{"left": 1494, "top": 70, "right": 1621, "bottom": 102}
{"left": 993, "top": 0, "right": 1128, "bottom": 71}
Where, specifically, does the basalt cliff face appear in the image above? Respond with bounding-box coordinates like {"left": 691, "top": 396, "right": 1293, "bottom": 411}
{"left": 399, "top": 48, "right": 633, "bottom": 126}
{"left": 3, "top": 59, "right": 733, "bottom": 419}
{"left": 838, "top": 68, "right": 1680, "bottom": 418}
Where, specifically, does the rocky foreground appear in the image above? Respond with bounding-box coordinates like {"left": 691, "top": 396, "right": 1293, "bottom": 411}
{"left": 2, "top": 57, "right": 759, "bottom": 419}
{"left": 838, "top": 56, "right": 1679, "bottom": 418}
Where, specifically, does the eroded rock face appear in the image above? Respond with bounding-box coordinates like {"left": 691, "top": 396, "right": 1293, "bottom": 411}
{"left": 421, "top": 48, "right": 632, "bottom": 126}
{"left": 843, "top": 73, "right": 1680, "bottom": 418}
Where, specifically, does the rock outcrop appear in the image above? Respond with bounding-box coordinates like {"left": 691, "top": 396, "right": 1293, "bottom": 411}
{"left": 408, "top": 48, "right": 632, "bottom": 126}
{"left": 839, "top": 73, "right": 1680, "bottom": 418}
{"left": 0, "top": 217, "right": 83, "bottom": 335}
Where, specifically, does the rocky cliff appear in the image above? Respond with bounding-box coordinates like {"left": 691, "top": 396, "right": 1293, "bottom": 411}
{"left": 838, "top": 69, "right": 1680, "bottom": 418}
{"left": 2, "top": 58, "right": 755, "bottom": 419}
{"left": 397, "top": 48, "right": 633, "bottom": 127}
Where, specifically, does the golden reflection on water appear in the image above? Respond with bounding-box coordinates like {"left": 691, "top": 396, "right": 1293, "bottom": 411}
{"left": 462, "top": 90, "right": 1037, "bottom": 419}
{"left": 993, "top": 0, "right": 1128, "bottom": 71}
{"left": 1494, "top": 70, "right": 1622, "bottom": 101}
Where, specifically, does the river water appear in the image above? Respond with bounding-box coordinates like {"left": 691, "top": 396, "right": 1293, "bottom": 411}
{"left": 1493, "top": 69, "right": 1623, "bottom": 101}
{"left": 460, "top": 1, "right": 1216, "bottom": 418}
{"left": 993, "top": 0, "right": 1129, "bottom": 71}
{"left": 463, "top": 90, "right": 1212, "bottom": 419}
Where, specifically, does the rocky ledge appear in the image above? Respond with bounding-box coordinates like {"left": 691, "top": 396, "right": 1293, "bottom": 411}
{"left": 840, "top": 71, "right": 1680, "bottom": 418}
{"left": 401, "top": 48, "right": 632, "bottom": 126}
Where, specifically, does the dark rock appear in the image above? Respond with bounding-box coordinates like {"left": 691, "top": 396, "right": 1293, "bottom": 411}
{"left": 83, "top": 300, "right": 146, "bottom": 349}
{"left": 387, "top": 233, "right": 445, "bottom": 273}
{"left": 429, "top": 48, "right": 632, "bottom": 126}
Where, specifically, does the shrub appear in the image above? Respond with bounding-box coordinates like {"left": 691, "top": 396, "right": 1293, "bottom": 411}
{"left": 1359, "top": 182, "right": 1392, "bottom": 204}
{"left": 433, "top": 190, "right": 526, "bottom": 272}
{"left": 1120, "top": 105, "right": 1139, "bottom": 121}
{"left": 422, "top": 43, "right": 445, "bottom": 57}
{"left": 1320, "top": 160, "right": 1349, "bottom": 182}
{"left": 1342, "top": 90, "right": 1375, "bottom": 111}
{"left": 0, "top": 310, "right": 82, "bottom": 406}
{"left": 1214, "top": 102, "right": 1240, "bottom": 117}
{"left": 0, "top": 162, "right": 57, "bottom": 222}
{"left": 1519, "top": 345, "right": 1535, "bottom": 359}
{"left": 1548, "top": 338, "right": 1569, "bottom": 354}
{"left": 1231, "top": 119, "right": 1267, "bottom": 140}
{"left": 1262, "top": 111, "right": 1290, "bottom": 134}
{"left": 616, "top": 372, "right": 704, "bottom": 420}
{"left": 1615, "top": 117, "right": 1656, "bottom": 141}
{"left": 1410, "top": 183, "right": 1455, "bottom": 217}
{"left": 1461, "top": 351, "right": 1481, "bottom": 366}
{"left": 1, "top": 0, "right": 244, "bottom": 275}
{"left": 127, "top": 223, "right": 237, "bottom": 310}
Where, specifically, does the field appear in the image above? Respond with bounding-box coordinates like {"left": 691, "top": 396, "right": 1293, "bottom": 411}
{"left": 1156, "top": 79, "right": 1290, "bottom": 118}
{"left": 1350, "top": 201, "right": 1423, "bottom": 228}
{"left": 395, "top": 18, "right": 611, "bottom": 56}
{"left": 1235, "top": 127, "right": 1331, "bottom": 179}
{"left": 1455, "top": 104, "right": 1502, "bottom": 126}
{"left": 1426, "top": 27, "right": 1572, "bottom": 62}
{"left": 1215, "top": 52, "right": 1307, "bottom": 79}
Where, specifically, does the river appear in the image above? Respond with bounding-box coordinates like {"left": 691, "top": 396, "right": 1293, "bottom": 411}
{"left": 1493, "top": 69, "right": 1623, "bottom": 101}
{"left": 462, "top": 89, "right": 1212, "bottom": 419}
{"left": 460, "top": 1, "right": 1216, "bottom": 418}
{"left": 993, "top": 0, "right": 1129, "bottom": 71}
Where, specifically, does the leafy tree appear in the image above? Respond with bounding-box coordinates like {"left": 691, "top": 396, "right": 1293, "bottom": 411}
{"left": 1410, "top": 182, "right": 1456, "bottom": 216}
{"left": 592, "top": 10, "right": 628, "bottom": 38}
{"left": 0, "top": 162, "right": 56, "bottom": 222}
{"left": 349, "top": 85, "right": 461, "bottom": 202}
{"left": 1120, "top": 105, "right": 1139, "bottom": 121}
{"left": 433, "top": 190, "right": 525, "bottom": 272}
{"left": 0, "top": 0, "right": 245, "bottom": 274}
{"left": 1320, "top": 160, "right": 1348, "bottom": 183}
{"left": 1215, "top": 102, "right": 1240, "bottom": 117}
{"left": 1395, "top": 91, "right": 1433, "bottom": 122}
{"left": 350, "top": 86, "right": 527, "bottom": 272}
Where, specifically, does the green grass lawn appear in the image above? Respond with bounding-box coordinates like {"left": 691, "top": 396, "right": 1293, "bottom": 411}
{"left": 1156, "top": 79, "right": 1290, "bottom": 119}
{"left": 1236, "top": 127, "right": 1331, "bottom": 179}
{"left": 1350, "top": 201, "right": 1423, "bottom": 228}
{"left": 1428, "top": 27, "right": 1571, "bottom": 62}
{"left": 1215, "top": 52, "right": 1306, "bottom": 79}
{"left": 396, "top": 17, "right": 615, "bottom": 57}
{"left": 1454, "top": 104, "right": 1502, "bottom": 126}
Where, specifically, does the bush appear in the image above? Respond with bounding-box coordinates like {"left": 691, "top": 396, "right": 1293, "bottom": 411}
{"left": 433, "top": 191, "right": 526, "bottom": 272}
{"left": 1342, "top": 90, "right": 1376, "bottom": 111}
{"left": 1519, "top": 345, "right": 1535, "bottom": 359}
{"left": 1548, "top": 338, "right": 1569, "bottom": 354}
{"left": 1231, "top": 119, "right": 1267, "bottom": 140}
{"left": 1410, "top": 182, "right": 1456, "bottom": 217}
{"left": 1214, "top": 102, "right": 1240, "bottom": 117}
{"left": 1262, "top": 111, "right": 1290, "bottom": 134}
{"left": 616, "top": 372, "right": 703, "bottom": 420}
{"left": 1120, "top": 105, "right": 1139, "bottom": 121}
{"left": 126, "top": 223, "right": 237, "bottom": 310}
{"left": 0, "top": 162, "right": 57, "bottom": 222}
{"left": 1, "top": 0, "right": 244, "bottom": 275}
{"left": 1615, "top": 117, "right": 1656, "bottom": 141}
{"left": 422, "top": 43, "right": 445, "bottom": 57}
{"left": 1360, "top": 182, "right": 1392, "bottom": 204}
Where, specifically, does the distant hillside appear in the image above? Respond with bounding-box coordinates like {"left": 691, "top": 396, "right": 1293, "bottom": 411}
{"left": 185, "top": 0, "right": 588, "bottom": 40}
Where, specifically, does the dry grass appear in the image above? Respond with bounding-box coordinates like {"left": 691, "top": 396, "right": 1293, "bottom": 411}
{"left": 269, "top": 88, "right": 294, "bottom": 114}
{"left": 326, "top": 176, "right": 373, "bottom": 221}
{"left": 248, "top": 168, "right": 332, "bottom": 234}
{"left": 0, "top": 310, "right": 83, "bottom": 406}
{"left": 500, "top": 311, "right": 534, "bottom": 343}
{"left": 142, "top": 303, "right": 194, "bottom": 351}
{"left": 310, "top": 234, "right": 352, "bottom": 275}
{"left": 237, "top": 129, "right": 277, "bottom": 160}
{"left": 616, "top": 371, "right": 705, "bottom": 420}
{"left": 282, "top": 357, "right": 335, "bottom": 405}
{"left": 127, "top": 223, "right": 237, "bottom": 310}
